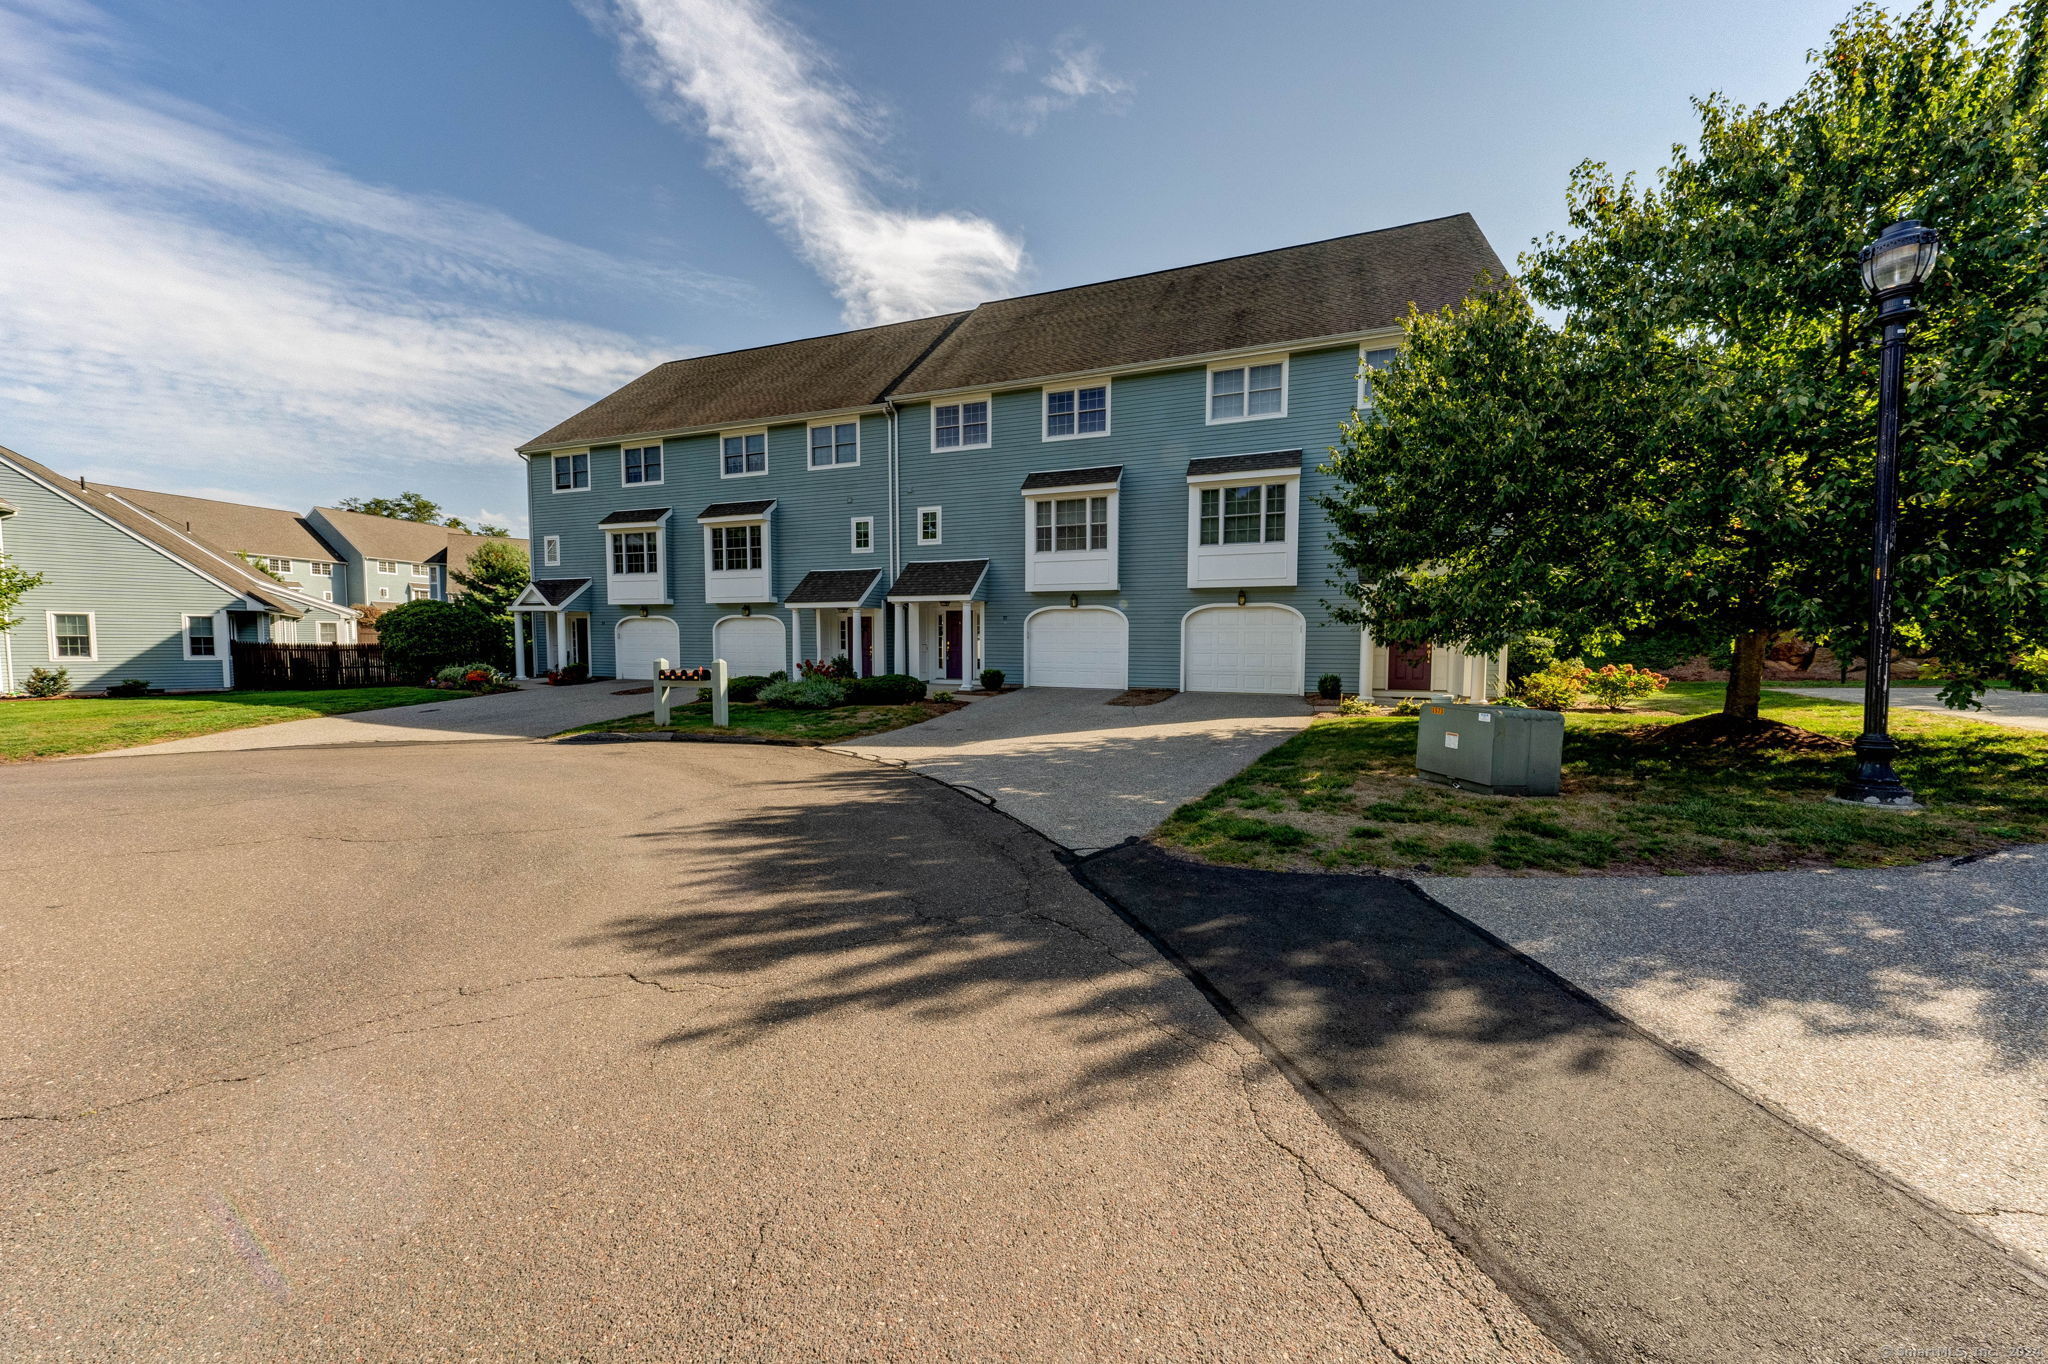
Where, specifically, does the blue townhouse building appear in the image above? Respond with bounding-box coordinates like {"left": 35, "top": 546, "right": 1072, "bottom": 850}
{"left": 512, "top": 215, "right": 1510, "bottom": 700}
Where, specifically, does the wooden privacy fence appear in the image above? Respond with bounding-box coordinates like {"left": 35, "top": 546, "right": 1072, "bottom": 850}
{"left": 232, "top": 641, "right": 393, "bottom": 689}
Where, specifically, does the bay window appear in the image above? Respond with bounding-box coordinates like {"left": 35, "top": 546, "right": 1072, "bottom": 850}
{"left": 711, "top": 524, "right": 762, "bottom": 571}
{"left": 1034, "top": 496, "right": 1109, "bottom": 552}
{"left": 1199, "top": 483, "right": 1289, "bottom": 545}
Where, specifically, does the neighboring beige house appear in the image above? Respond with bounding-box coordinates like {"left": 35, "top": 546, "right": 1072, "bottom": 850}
{"left": 304, "top": 506, "right": 527, "bottom": 611}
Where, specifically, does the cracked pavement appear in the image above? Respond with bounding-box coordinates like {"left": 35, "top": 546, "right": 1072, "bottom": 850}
{"left": 0, "top": 739, "right": 1561, "bottom": 1361}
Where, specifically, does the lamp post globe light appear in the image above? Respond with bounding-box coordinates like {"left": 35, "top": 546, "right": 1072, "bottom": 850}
{"left": 1834, "top": 219, "right": 1941, "bottom": 810}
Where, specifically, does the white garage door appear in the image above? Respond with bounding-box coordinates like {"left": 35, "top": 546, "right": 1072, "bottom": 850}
{"left": 1026, "top": 608, "right": 1128, "bottom": 689}
{"left": 1183, "top": 606, "right": 1304, "bottom": 694}
{"left": 713, "top": 615, "right": 786, "bottom": 678}
{"left": 614, "top": 616, "right": 680, "bottom": 681}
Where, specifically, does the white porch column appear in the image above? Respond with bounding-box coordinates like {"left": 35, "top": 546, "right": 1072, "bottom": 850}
{"left": 548, "top": 611, "right": 565, "bottom": 672}
{"left": 961, "top": 600, "right": 977, "bottom": 685}
{"left": 907, "top": 603, "right": 922, "bottom": 679}
{"left": 512, "top": 612, "right": 527, "bottom": 680}
{"left": 850, "top": 606, "right": 865, "bottom": 677}
{"left": 1358, "top": 624, "right": 1375, "bottom": 700}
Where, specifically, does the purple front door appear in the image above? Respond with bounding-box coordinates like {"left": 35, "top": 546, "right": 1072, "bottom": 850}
{"left": 942, "top": 610, "right": 964, "bottom": 679}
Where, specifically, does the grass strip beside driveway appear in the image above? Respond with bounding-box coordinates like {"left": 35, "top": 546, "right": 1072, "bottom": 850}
{"left": 565, "top": 699, "right": 953, "bottom": 746}
{"left": 1157, "top": 683, "right": 2048, "bottom": 876}
{"left": 0, "top": 687, "right": 452, "bottom": 762}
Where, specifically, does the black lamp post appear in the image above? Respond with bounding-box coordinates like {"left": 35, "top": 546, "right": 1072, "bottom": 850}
{"left": 1835, "top": 219, "right": 1941, "bottom": 809}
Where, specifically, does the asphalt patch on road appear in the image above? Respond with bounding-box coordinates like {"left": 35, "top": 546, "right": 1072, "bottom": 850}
{"left": 1075, "top": 842, "right": 2048, "bottom": 1364}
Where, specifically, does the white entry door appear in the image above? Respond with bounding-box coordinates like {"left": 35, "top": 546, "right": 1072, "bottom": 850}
{"left": 1183, "top": 606, "right": 1304, "bottom": 694}
{"left": 1026, "top": 608, "right": 1128, "bottom": 689}
{"left": 712, "top": 615, "right": 786, "bottom": 678}
{"left": 614, "top": 616, "right": 680, "bottom": 681}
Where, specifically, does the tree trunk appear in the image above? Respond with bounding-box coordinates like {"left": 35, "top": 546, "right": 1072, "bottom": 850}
{"left": 1725, "top": 629, "right": 1770, "bottom": 719}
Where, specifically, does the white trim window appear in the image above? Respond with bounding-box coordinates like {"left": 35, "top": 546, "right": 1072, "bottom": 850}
{"left": 933, "top": 397, "right": 991, "bottom": 450}
{"left": 710, "top": 524, "right": 763, "bottom": 572}
{"left": 322, "top": 591, "right": 333, "bottom": 602}
{"left": 310, "top": 561, "right": 334, "bottom": 578}
{"left": 918, "top": 506, "right": 942, "bottom": 545}
{"left": 1199, "top": 482, "right": 1290, "bottom": 545}
{"left": 49, "top": 611, "right": 95, "bottom": 660}
{"left": 808, "top": 420, "right": 859, "bottom": 469}
{"left": 1043, "top": 382, "right": 1109, "bottom": 440}
{"left": 553, "top": 451, "right": 590, "bottom": 491}
{"left": 851, "top": 516, "right": 874, "bottom": 553}
{"left": 317, "top": 620, "right": 339, "bottom": 644}
{"left": 262, "top": 555, "right": 291, "bottom": 573}
{"left": 1034, "top": 496, "right": 1109, "bottom": 553}
{"left": 542, "top": 534, "right": 561, "bottom": 567}
{"left": 377, "top": 587, "right": 390, "bottom": 600}
{"left": 411, "top": 562, "right": 428, "bottom": 578}
{"left": 1358, "top": 346, "right": 1399, "bottom": 412}
{"left": 377, "top": 559, "right": 399, "bottom": 575}
{"left": 610, "top": 529, "right": 660, "bottom": 576}
{"left": 408, "top": 585, "right": 430, "bottom": 601}
{"left": 622, "top": 443, "right": 664, "bottom": 485}
{"left": 721, "top": 430, "right": 767, "bottom": 477}
{"left": 1209, "top": 356, "right": 1288, "bottom": 423}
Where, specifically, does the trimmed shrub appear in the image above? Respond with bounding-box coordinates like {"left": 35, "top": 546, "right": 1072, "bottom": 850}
{"left": 374, "top": 599, "right": 510, "bottom": 680}
{"left": 1336, "top": 694, "right": 1377, "bottom": 716}
{"left": 1317, "top": 672, "right": 1343, "bottom": 700}
{"left": 1514, "top": 659, "right": 1592, "bottom": 711}
{"left": 758, "top": 676, "right": 848, "bottom": 709}
{"left": 931, "top": 690, "right": 955, "bottom": 703}
{"left": 1507, "top": 635, "right": 1558, "bottom": 684}
{"left": 23, "top": 667, "right": 68, "bottom": 697}
{"left": 551, "top": 662, "right": 588, "bottom": 684}
{"left": 106, "top": 679, "right": 152, "bottom": 698}
{"left": 1584, "top": 662, "right": 1669, "bottom": 710}
{"left": 848, "top": 673, "right": 927, "bottom": 705}
{"left": 979, "top": 668, "right": 1005, "bottom": 692}
{"left": 725, "top": 674, "right": 770, "bottom": 703}
{"left": 767, "top": 669, "right": 788, "bottom": 683}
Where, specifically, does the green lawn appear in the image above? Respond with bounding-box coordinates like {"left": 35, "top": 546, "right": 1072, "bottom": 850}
{"left": 0, "top": 687, "right": 452, "bottom": 761}
{"left": 1158, "top": 682, "right": 2048, "bottom": 876}
{"left": 567, "top": 699, "right": 951, "bottom": 745}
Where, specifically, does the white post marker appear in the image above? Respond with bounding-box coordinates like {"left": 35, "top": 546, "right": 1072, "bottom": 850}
{"left": 653, "top": 657, "right": 671, "bottom": 726}
{"left": 712, "top": 657, "right": 730, "bottom": 728}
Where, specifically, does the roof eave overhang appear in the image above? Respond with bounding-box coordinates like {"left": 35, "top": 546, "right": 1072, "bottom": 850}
{"left": 888, "top": 325, "right": 1410, "bottom": 404}
{"left": 517, "top": 404, "right": 889, "bottom": 458}
{"left": 1020, "top": 480, "right": 1121, "bottom": 497}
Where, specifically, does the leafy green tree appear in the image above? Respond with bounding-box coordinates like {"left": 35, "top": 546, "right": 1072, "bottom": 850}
{"left": 450, "top": 537, "right": 529, "bottom": 618}
{"left": 476, "top": 523, "right": 510, "bottom": 538}
{"left": 337, "top": 492, "right": 459, "bottom": 528}
{"left": 372, "top": 598, "right": 510, "bottom": 679}
{"left": 1325, "top": 0, "right": 2048, "bottom": 720}
{"left": 0, "top": 553, "right": 45, "bottom": 633}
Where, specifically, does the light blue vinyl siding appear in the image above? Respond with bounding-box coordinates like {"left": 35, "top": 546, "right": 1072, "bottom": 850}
{"left": 524, "top": 410, "right": 893, "bottom": 678}
{"left": 0, "top": 463, "right": 237, "bottom": 693}
{"left": 895, "top": 344, "right": 1365, "bottom": 691}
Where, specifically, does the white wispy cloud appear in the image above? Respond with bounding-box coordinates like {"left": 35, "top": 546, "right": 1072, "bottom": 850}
{"left": 585, "top": 0, "right": 1027, "bottom": 325}
{"left": 0, "top": 0, "right": 722, "bottom": 501}
{"left": 975, "top": 34, "right": 1133, "bottom": 136}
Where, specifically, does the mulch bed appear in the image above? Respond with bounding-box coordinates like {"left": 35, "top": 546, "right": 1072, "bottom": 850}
{"left": 1107, "top": 688, "right": 1177, "bottom": 707}
{"left": 1626, "top": 713, "right": 1851, "bottom": 753}
{"left": 612, "top": 686, "right": 652, "bottom": 696}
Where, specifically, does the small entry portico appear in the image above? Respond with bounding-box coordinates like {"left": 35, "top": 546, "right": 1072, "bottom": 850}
{"left": 886, "top": 559, "right": 989, "bottom": 686}
{"left": 782, "top": 568, "right": 885, "bottom": 677}
{"left": 510, "top": 578, "right": 593, "bottom": 680}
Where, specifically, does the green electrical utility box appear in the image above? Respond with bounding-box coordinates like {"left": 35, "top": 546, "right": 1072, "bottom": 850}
{"left": 1415, "top": 703, "right": 1563, "bottom": 797}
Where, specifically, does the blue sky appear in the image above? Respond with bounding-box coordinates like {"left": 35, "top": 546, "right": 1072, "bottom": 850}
{"left": 0, "top": 0, "right": 1874, "bottom": 533}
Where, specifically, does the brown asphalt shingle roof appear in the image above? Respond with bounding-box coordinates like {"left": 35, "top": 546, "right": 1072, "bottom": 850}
{"left": 698, "top": 499, "right": 776, "bottom": 520}
{"left": 312, "top": 507, "right": 526, "bottom": 572}
{"left": 519, "top": 311, "right": 969, "bottom": 453}
{"left": 101, "top": 485, "right": 344, "bottom": 563}
{"left": 886, "top": 560, "right": 990, "bottom": 600}
{"left": 891, "top": 215, "right": 1504, "bottom": 395}
{"left": 1020, "top": 465, "right": 1123, "bottom": 492}
{"left": 520, "top": 216, "right": 1504, "bottom": 452}
{"left": 0, "top": 446, "right": 319, "bottom": 617}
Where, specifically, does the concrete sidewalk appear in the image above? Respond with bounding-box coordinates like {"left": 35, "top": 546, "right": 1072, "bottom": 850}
{"left": 1080, "top": 843, "right": 2048, "bottom": 1363}
{"left": 76, "top": 682, "right": 655, "bottom": 757}
{"left": 832, "top": 687, "right": 1311, "bottom": 852}
{"left": 1426, "top": 847, "right": 2048, "bottom": 1266}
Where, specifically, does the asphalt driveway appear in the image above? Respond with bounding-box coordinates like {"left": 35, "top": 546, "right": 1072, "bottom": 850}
{"left": 833, "top": 687, "right": 1312, "bottom": 851}
{"left": 2, "top": 739, "right": 1555, "bottom": 1362}
{"left": 78, "top": 681, "right": 655, "bottom": 757}
{"left": 1426, "top": 849, "right": 2048, "bottom": 1266}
